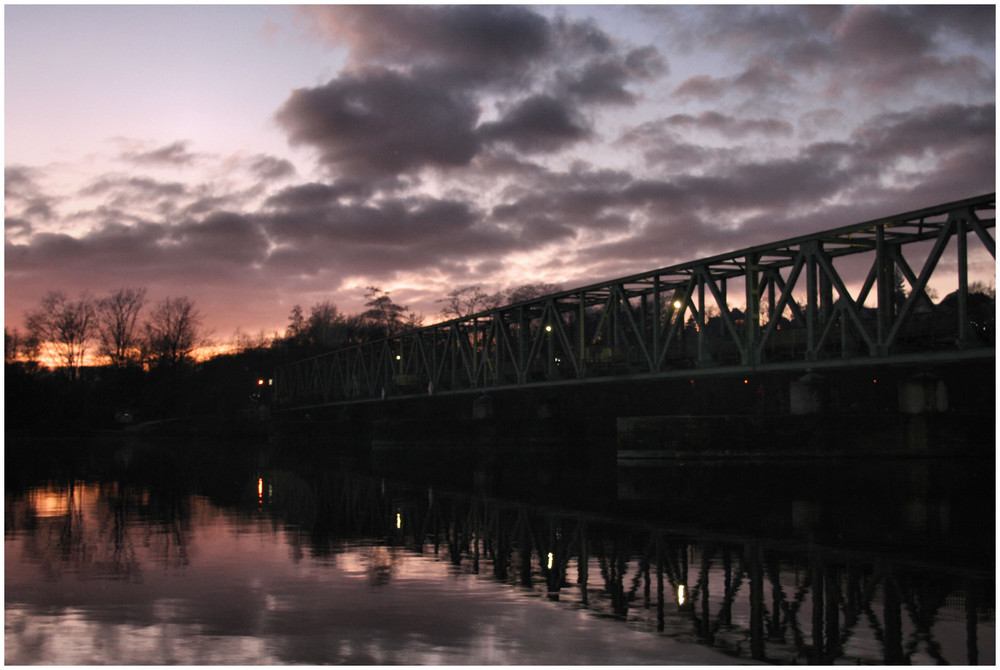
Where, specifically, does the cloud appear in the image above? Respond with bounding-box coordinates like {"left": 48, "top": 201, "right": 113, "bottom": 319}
{"left": 276, "top": 68, "right": 481, "bottom": 177}
{"left": 480, "top": 95, "right": 591, "bottom": 154}
{"left": 663, "top": 111, "right": 793, "bottom": 139}
{"left": 264, "top": 181, "right": 371, "bottom": 209}
{"left": 279, "top": 5, "right": 665, "bottom": 180}
{"left": 851, "top": 102, "right": 995, "bottom": 168}
{"left": 122, "top": 140, "right": 199, "bottom": 166}
{"left": 248, "top": 155, "right": 296, "bottom": 181}
{"left": 301, "top": 5, "right": 552, "bottom": 85}
{"left": 5, "top": 217, "right": 33, "bottom": 237}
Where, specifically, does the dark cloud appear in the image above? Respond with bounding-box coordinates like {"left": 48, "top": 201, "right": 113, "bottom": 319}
{"left": 480, "top": 95, "right": 591, "bottom": 154}
{"left": 302, "top": 5, "right": 551, "bottom": 84}
{"left": 169, "top": 211, "right": 270, "bottom": 265}
{"left": 248, "top": 155, "right": 296, "bottom": 181}
{"left": 263, "top": 197, "right": 479, "bottom": 250}
{"left": 834, "top": 6, "right": 932, "bottom": 64}
{"left": 852, "top": 103, "right": 995, "bottom": 166}
{"left": 562, "top": 60, "right": 641, "bottom": 105}
{"left": 4, "top": 166, "right": 62, "bottom": 226}
{"left": 915, "top": 5, "right": 995, "bottom": 46}
{"left": 276, "top": 68, "right": 481, "bottom": 177}
{"left": 625, "top": 46, "right": 668, "bottom": 80}
{"left": 5, "top": 217, "right": 33, "bottom": 237}
{"left": 259, "top": 194, "right": 531, "bottom": 282}
{"left": 279, "top": 5, "right": 664, "bottom": 180}
{"left": 265, "top": 181, "right": 372, "bottom": 210}
{"left": 4, "top": 166, "right": 39, "bottom": 197}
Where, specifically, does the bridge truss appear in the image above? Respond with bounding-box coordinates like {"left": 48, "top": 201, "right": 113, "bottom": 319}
{"left": 275, "top": 193, "right": 995, "bottom": 407}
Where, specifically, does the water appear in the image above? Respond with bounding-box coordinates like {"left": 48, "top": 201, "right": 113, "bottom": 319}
{"left": 5, "top": 434, "right": 994, "bottom": 665}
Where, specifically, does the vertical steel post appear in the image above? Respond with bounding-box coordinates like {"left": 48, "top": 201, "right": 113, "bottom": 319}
{"left": 697, "top": 276, "right": 708, "bottom": 365}
{"left": 652, "top": 277, "right": 661, "bottom": 372}
{"left": 956, "top": 213, "right": 970, "bottom": 346}
{"left": 805, "top": 241, "right": 819, "bottom": 360}
{"left": 745, "top": 253, "right": 760, "bottom": 365}
{"left": 578, "top": 293, "right": 587, "bottom": 377}
{"left": 517, "top": 306, "right": 526, "bottom": 384}
{"left": 875, "top": 225, "right": 892, "bottom": 355}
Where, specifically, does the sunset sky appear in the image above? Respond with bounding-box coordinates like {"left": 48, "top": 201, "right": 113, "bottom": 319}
{"left": 5, "top": 5, "right": 995, "bottom": 345}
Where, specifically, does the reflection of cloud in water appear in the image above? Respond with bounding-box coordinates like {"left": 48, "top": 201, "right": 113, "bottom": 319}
{"left": 5, "top": 607, "right": 280, "bottom": 665}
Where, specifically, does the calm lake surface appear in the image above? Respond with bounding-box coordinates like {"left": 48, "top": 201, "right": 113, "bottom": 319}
{"left": 5, "top": 432, "right": 995, "bottom": 665}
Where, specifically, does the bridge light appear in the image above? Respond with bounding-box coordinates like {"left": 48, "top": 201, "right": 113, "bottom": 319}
{"left": 257, "top": 378, "right": 265, "bottom": 386}
{"left": 395, "top": 355, "right": 401, "bottom": 360}
{"left": 545, "top": 325, "right": 552, "bottom": 332}
{"left": 672, "top": 300, "right": 683, "bottom": 309}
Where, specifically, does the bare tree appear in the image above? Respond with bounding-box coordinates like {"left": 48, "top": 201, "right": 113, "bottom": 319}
{"left": 96, "top": 287, "right": 147, "bottom": 367}
{"left": 5, "top": 327, "right": 40, "bottom": 366}
{"left": 144, "top": 296, "right": 205, "bottom": 366}
{"left": 437, "top": 285, "right": 503, "bottom": 319}
{"left": 25, "top": 290, "right": 97, "bottom": 378}
{"left": 504, "top": 282, "right": 563, "bottom": 305}
{"left": 233, "top": 328, "right": 273, "bottom": 353}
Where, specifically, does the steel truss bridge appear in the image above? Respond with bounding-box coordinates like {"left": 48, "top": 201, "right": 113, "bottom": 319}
{"left": 275, "top": 193, "right": 995, "bottom": 408}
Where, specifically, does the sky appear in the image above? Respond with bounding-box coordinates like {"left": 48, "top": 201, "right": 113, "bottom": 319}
{"left": 4, "top": 4, "right": 996, "bottom": 345}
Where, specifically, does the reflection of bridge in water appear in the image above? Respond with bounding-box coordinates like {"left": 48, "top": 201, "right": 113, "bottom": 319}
{"left": 275, "top": 193, "right": 994, "bottom": 410}
{"left": 258, "top": 469, "right": 994, "bottom": 665}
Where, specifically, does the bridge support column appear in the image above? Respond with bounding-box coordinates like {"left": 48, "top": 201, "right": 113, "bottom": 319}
{"left": 473, "top": 393, "right": 494, "bottom": 419}
{"left": 898, "top": 373, "right": 948, "bottom": 414}
{"left": 789, "top": 372, "right": 826, "bottom": 415}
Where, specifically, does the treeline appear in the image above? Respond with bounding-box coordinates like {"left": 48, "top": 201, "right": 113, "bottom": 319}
{"left": 5, "top": 282, "right": 559, "bottom": 435}
{"left": 6, "top": 288, "right": 203, "bottom": 377}
{"left": 272, "top": 283, "right": 560, "bottom": 360}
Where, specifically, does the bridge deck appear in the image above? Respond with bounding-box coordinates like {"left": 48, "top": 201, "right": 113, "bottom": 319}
{"left": 275, "top": 193, "right": 995, "bottom": 408}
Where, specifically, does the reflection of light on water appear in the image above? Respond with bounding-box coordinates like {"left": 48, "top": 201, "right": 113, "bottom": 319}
{"left": 396, "top": 512, "right": 402, "bottom": 530}
{"left": 677, "top": 584, "right": 686, "bottom": 606}
{"left": 31, "top": 489, "right": 71, "bottom": 518}
{"left": 29, "top": 483, "right": 98, "bottom": 518}
{"left": 258, "top": 478, "right": 264, "bottom": 504}
{"left": 546, "top": 552, "right": 554, "bottom": 570}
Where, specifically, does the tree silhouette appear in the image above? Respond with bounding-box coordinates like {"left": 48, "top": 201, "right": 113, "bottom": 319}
{"left": 363, "top": 287, "right": 417, "bottom": 336}
{"left": 143, "top": 296, "right": 205, "bottom": 367}
{"left": 25, "top": 290, "right": 96, "bottom": 379}
{"left": 96, "top": 287, "right": 147, "bottom": 368}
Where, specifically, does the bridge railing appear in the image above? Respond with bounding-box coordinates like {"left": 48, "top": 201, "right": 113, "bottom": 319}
{"left": 275, "top": 193, "right": 995, "bottom": 408}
